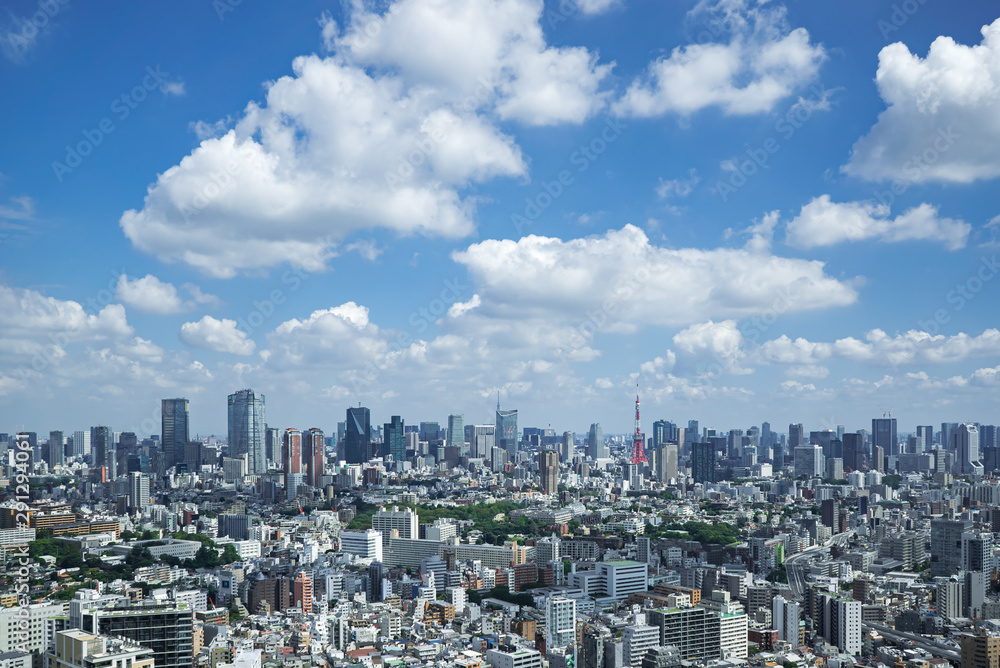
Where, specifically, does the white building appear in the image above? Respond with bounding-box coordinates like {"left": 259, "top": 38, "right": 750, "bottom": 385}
{"left": 546, "top": 597, "right": 577, "bottom": 650}
{"left": 485, "top": 647, "right": 542, "bottom": 668}
{"left": 0, "top": 602, "right": 66, "bottom": 654}
{"left": 623, "top": 625, "right": 659, "bottom": 667}
{"left": 340, "top": 529, "right": 383, "bottom": 562}
{"left": 772, "top": 595, "right": 800, "bottom": 644}
{"left": 598, "top": 560, "right": 648, "bottom": 599}
{"left": 700, "top": 591, "right": 748, "bottom": 659}
{"left": 372, "top": 506, "right": 419, "bottom": 541}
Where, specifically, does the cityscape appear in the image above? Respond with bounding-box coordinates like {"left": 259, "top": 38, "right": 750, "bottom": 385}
{"left": 3, "top": 2, "right": 1000, "bottom": 668}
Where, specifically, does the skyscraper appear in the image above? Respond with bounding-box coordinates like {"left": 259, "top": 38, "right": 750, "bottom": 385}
{"left": 282, "top": 428, "right": 303, "bottom": 485}
{"left": 91, "top": 426, "right": 111, "bottom": 474}
{"left": 872, "top": 418, "right": 898, "bottom": 456}
{"left": 843, "top": 433, "right": 864, "bottom": 471}
{"left": 588, "top": 423, "right": 606, "bottom": 459}
{"left": 161, "top": 398, "right": 189, "bottom": 470}
{"left": 539, "top": 449, "right": 558, "bottom": 494}
{"left": 345, "top": 406, "right": 371, "bottom": 464}
{"left": 447, "top": 414, "right": 465, "bottom": 449}
{"left": 788, "top": 423, "right": 804, "bottom": 451}
{"left": 305, "top": 429, "right": 325, "bottom": 487}
{"left": 561, "top": 431, "right": 574, "bottom": 461}
{"left": 384, "top": 416, "right": 405, "bottom": 463}
{"left": 49, "top": 430, "right": 64, "bottom": 468}
{"left": 496, "top": 397, "right": 518, "bottom": 455}
{"left": 691, "top": 442, "right": 716, "bottom": 484}
{"left": 128, "top": 471, "right": 150, "bottom": 511}
{"left": 472, "top": 425, "right": 495, "bottom": 459}
{"left": 957, "top": 423, "right": 984, "bottom": 476}
{"left": 916, "top": 425, "right": 934, "bottom": 452}
{"left": 228, "top": 389, "right": 266, "bottom": 475}
{"left": 546, "top": 597, "right": 577, "bottom": 650}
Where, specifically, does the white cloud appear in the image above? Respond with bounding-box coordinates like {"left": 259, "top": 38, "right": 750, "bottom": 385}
{"left": 844, "top": 18, "right": 1000, "bottom": 183}
{"left": 452, "top": 224, "right": 857, "bottom": 329}
{"left": 180, "top": 316, "right": 255, "bottom": 355}
{"left": 160, "top": 80, "right": 186, "bottom": 96}
{"left": 116, "top": 274, "right": 185, "bottom": 314}
{"left": 116, "top": 274, "right": 221, "bottom": 314}
{"left": 785, "top": 195, "right": 970, "bottom": 250}
{"left": 575, "top": 0, "right": 622, "bottom": 15}
{"left": 672, "top": 319, "right": 751, "bottom": 374}
{"left": 0, "top": 195, "right": 35, "bottom": 220}
{"left": 656, "top": 169, "right": 700, "bottom": 198}
{"left": 121, "top": 0, "right": 614, "bottom": 278}
{"left": 613, "top": 0, "right": 825, "bottom": 117}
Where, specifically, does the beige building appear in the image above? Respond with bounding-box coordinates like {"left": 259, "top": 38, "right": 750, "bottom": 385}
{"left": 48, "top": 630, "right": 154, "bottom": 668}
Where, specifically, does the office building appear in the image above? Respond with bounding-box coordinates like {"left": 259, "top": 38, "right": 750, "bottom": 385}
{"left": 446, "top": 414, "right": 465, "bottom": 450}
{"left": 647, "top": 605, "right": 721, "bottom": 663}
{"left": 599, "top": 561, "right": 648, "bottom": 599}
{"left": 545, "top": 597, "right": 576, "bottom": 650}
{"left": 916, "top": 425, "right": 934, "bottom": 452}
{"left": 788, "top": 423, "right": 804, "bottom": 451}
{"left": 372, "top": 506, "right": 418, "bottom": 542}
{"left": 700, "top": 591, "right": 748, "bottom": 659}
{"left": 843, "top": 433, "right": 864, "bottom": 471}
{"left": 872, "top": 417, "right": 898, "bottom": 456}
{"left": 340, "top": 529, "right": 383, "bottom": 562}
{"left": 218, "top": 514, "right": 251, "bottom": 541}
{"left": 228, "top": 390, "right": 266, "bottom": 475}
{"left": 931, "top": 519, "right": 973, "bottom": 577}
{"left": 80, "top": 605, "right": 194, "bottom": 668}
{"left": 384, "top": 416, "right": 405, "bottom": 463}
{"left": 128, "top": 472, "right": 150, "bottom": 511}
{"left": 486, "top": 647, "right": 542, "bottom": 668}
{"left": 657, "top": 443, "right": 678, "bottom": 482}
{"left": 936, "top": 576, "right": 964, "bottom": 621}
{"left": 963, "top": 532, "right": 994, "bottom": 574}
{"left": 345, "top": 407, "right": 372, "bottom": 464}
{"left": 623, "top": 625, "right": 659, "bottom": 667}
{"left": 72, "top": 429, "right": 91, "bottom": 457}
{"left": 588, "top": 423, "right": 606, "bottom": 460}
{"left": 691, "top": 442, "right": 715, "bottom": 484}
{"left": 161, "top": 398, "right": 190, "bottom": 471}
{"left": 92, "top": 426, "right": 111, "bottom": 473}
{"left": 958, "top": 423, "right": 985, "bottom": 476}
{"left": 818, "top": 593, "right": 861, "bottom": 655}
{"left": 561, "top": 431, "right": 574, "bottom": 461}
{"left": 48, "top": 630, "right": 155, "bottom": 668}
{"left": 0, "top": 602, "right": 65, "bottom": 654}
{"left": 794, "top": 444, "right": 824, "bottom": 478}
{"left": 282, "top": 428, "right": 302, "bottom": 484}
{"left": 496, "top": 402, "right": 518, "bottom": 455}
{"left": 49, "top": 430, "right": 64, "bottom": 468}
{"left": 960, "top": 627, "right": 1000, "bottom": 668}
{"left": 304, "top": 427, "right": 325, "bottom": 487}
{"left": 539, "top": 449, "right": 559, "bottom": 495}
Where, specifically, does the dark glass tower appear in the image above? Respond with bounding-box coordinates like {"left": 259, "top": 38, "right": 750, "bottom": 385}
{"left": 345, "top": 406, "right": 372, "bottom": 464}
{"left": 161, "top": 398, "right": 190, "bottom": 470}
{"left": 691, "top": 441, "right": 716, "bottom": 484}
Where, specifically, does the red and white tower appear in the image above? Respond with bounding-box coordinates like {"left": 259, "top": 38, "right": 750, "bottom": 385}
{"left": 630, "top": 384, "right": 648, "bottom": 464}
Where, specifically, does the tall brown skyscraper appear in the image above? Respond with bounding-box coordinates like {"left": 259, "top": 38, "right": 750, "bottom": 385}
{"left": 282, "top": 428, "right": 302, "bottom": 482}
{"left": 304, "top": 427, "right": 325, "bottom": 488}
{"left": 539, "top": 449, "right": 558, "bottom": 495}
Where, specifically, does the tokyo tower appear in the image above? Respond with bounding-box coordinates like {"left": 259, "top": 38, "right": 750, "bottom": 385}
{"left": 630, "top": 384, "right": 648, "bottom": 464}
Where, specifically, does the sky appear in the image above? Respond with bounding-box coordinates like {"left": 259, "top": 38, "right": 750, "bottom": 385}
{"left": 2, "top": 0, "right": 1000, "bottom": 439}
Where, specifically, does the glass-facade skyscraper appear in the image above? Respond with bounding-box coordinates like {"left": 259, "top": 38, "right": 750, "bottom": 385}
{"left": 496, "top": 398, "right": 518, "bottom": 455}
{"left": 447, "top": 414, "right": 465, "bottom": 450}
{"left": 872, "top": 417, "right": 898, "bottom": 456}
{"left": 228, "top": 389, "right": 266, "bottom": 475}
{"left": 161, "top": 398, "right": 190, "bottom": 470}
{"left": 345, "top": 406, "right": 372, "bottom": 464}
{"left": 384, "top": 416, "right": 405, "bottom": 462}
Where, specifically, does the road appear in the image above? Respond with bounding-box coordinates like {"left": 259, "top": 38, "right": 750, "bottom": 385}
{"left": 863, "top": 622, "right": 961, "bottom": 662}
{"left": 784, "top": 529, "right": 856, "bottom": 597}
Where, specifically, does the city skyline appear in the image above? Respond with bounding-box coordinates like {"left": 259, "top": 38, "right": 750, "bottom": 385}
{"left": 3, "top": 2, "right": 1000, "bottom": 433}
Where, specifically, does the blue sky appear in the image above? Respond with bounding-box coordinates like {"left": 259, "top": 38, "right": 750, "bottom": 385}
{"left": 2, "top": 0, "right": 1000, "bottom": 439}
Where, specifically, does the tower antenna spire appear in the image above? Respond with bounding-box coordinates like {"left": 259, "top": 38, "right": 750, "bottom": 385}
{"left": 630, "top": 379, "right": 648, "bottom": 464}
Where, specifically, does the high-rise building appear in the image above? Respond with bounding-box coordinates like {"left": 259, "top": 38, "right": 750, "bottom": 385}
{"left": 265, "top": 426, "right": 280, "bottom": 464}
{"left": 161, "top": 398, "right": 189, "bottom": 470}
{"left": 794, "top": 444, "right": 824, "bottom": 478}
{"left": 496, "top": 398, "right": 518, "bottom": 455}
{"left": 931, "top": 519, "right": 973, "bottom": 577}
{"left": 623, "top": 625, "right": 659, "bottom": 667}
{"left": 49, "top": 430, "right": 64, "bottom": 468}
{"left": 228, "top": 390, "right": 266, "bottom": 475}
{"left": 588, "top": 423, "right": 606, "bottom": 460}
{"left": 699, "top": 591, "right": 748, "bottom": 659}
{"left": 691, "top": 442, "right": 716, "bottom": 484}
{"left": 539, "top": 449, "right": 559, "bottom": 494}
{"left": 293, "top": 572, "right": 313, "bottom": 614}
{"left": 345, "top": 407, "right": 372, "bottom": 464}
{"left": 942, "top": 422, "right": 960, "bottom": 451}
{"left": 657, "top": 443, "right": 678, "bottom": 482}
{"left": 935, "top": 576, "right": 964, "bottom": 621}
{"left": 843, "top": 433, "right": 864, "bottom": 471}
{"left": 128, "top": 472, "right": 150, "bottom": 511}
{"left": 872, "top": 418, "right": 898, "bottom": 457}
{"left": 788, "top": 423, "right": 804, "bottom": 451}
{"left": 772, "top": 595, "right": 800, "bottom": 644}
{"left": 383, "top": 417, "right": 405, "bottom": 463}
{"left": 304, "top": 427, "right": 325, "bottom": 487}
{"left": 647, "top": 605, "right": 721, "bottom": 663}
{"left": 818, "top": 593, "right": 861, "bottom": 655}
{"left": 545, "top": 597, "right": 576, "bottom": 650}
{"left": 282, "top": 429, "right": 302, "bottom": 484}
{"left": 916, "top": 425, "right": 934, "bottom": 452}
{"left": 372, "top": 506, "right": 418, "bottom": 542}
{"left": 472, "top": 425, "right": 495, "bottom": 459}
{"left": 447, "top": 414, "right": 465, "bottom": 450}
{"left": 963, "top": 531, "right": 994, "bottom": 574}
{"left": 49, "top": 630, "right": 155, "bottom": 668}
{"left": 72, "top": 429, "right": 90, "bottom": 457}
{"left": 340, "top": 529, "right": 383, "bottom": 561}
{"left": 561, "top": 431, "right": 574, "bottom": 461}
{"left": 91, "top": 426, "right": 112, "bottom": 476}
{"left": 957, "top": 423, "right": 984, "bottom": 476}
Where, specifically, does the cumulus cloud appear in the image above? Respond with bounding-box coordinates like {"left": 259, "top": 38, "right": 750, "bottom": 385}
{"left": 452, "top": 224, "right": 857, "bottom": 328}
{"left": 120, "top": 0, "right": 615, "bottom": 278}
{"left": 116, "top": 274, "right": 221, "bottom": 314}
{"left": 844, "top": 18, "right": 1000, "bottom": 183}
{"left": 180, "top": 316, "right": 255, "bottom": 355}
{"left": 656, "top": 169, "right": 700, "bottom": 198}
{"left": 575, "top": 0, "right": 623, "bottom": 15}
{"left": 613, "top": 0, "right": 825, "bottom": 117}
{"left": 785, "top": 195, "right": 971, "bottom": 250}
